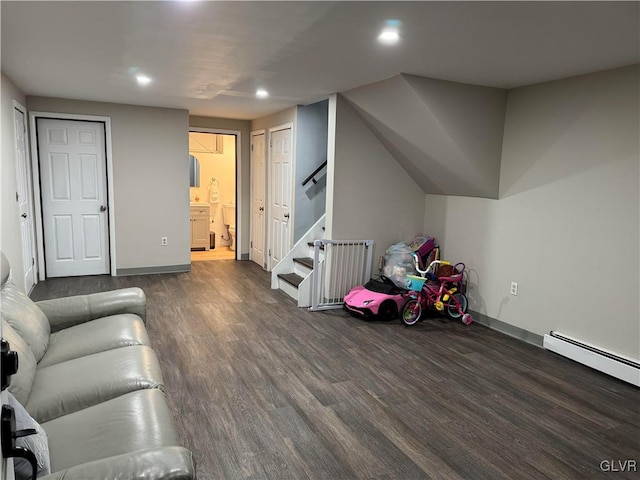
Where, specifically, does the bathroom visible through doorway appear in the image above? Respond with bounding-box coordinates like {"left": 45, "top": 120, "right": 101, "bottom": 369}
{"left": 189, "top": 131, "right": 236, "bottom": 261}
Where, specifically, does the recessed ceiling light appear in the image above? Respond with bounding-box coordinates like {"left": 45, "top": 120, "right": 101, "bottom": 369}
{"left": 256, "top": 89, "right": 269, "bottom": 99}
{"left": 378, "top": 19, "right": 402, "bottom": 45}
{"left": 378, "top": 30, "right": 400, "bottom": 44}
{"left": 136, "top": 74, "right": 152, "bottom": 86}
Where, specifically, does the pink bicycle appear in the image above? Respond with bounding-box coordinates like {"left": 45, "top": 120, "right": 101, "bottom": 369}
{"left": 400, "top": 258, "right": 472, "bottom": 326}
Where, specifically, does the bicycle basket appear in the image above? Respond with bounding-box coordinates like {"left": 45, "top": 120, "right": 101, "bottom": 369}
{"left": 405, "top": 275, "right": 427, "bottom": 291}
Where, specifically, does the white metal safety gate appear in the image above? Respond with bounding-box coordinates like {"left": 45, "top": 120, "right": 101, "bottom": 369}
{"left": 310, "top": 239, "right": 374, "bottom": 311}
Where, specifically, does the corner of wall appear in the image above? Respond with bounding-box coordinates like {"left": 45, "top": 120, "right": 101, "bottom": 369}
{"left": 432, "top": 66, "right": 640, "bottom": 360}
{"left": 330, "top": 93, "right": 425, "bottom": 263}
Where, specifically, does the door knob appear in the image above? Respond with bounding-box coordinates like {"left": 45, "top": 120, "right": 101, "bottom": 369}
{"left": 21, "top": 213, "right": 27, "bottom": 218}
{"left": 284, "top": 213, "right": 290, "bottom": 219}
{"left": 99, "top": 205, "right": 107, "bottom": 212}
{"left": 259, "top": 207, "right": 264, "bottom": 212}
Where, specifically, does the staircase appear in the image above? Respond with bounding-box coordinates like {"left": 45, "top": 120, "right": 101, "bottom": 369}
{"left": 272, "top": 220, "right": 374, "bottom": 310}
{"left": 270, "top": 213, "right": 326, "bottom": 307}
{"left": 275, "top": 242, "right": 324, "bottom": 307}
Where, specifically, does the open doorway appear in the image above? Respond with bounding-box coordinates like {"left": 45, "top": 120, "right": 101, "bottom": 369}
{"left": 189, "top": 131, "right": 236, "bottom": 261}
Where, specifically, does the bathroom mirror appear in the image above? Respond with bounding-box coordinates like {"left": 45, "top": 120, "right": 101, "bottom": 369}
{"left": 189, "top": 154, "right": 200, "bottom": 187}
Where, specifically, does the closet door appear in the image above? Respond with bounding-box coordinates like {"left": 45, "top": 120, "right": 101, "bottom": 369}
{"left": 269, "top": 127, "right": 293, "bottom": 270}
{"left": 251, "top": 131, "right": 266, "bottom": 268}
{"left": 37, "top": 118, "right": 110, "bottom": 277}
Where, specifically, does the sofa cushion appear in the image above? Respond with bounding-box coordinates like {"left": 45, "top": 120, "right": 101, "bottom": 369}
{"left": 39, "top": 447, "right": 195, "bottom": 480}
{"left": 7, "top": 392, "right": 51, "bottom": 479}
{"left": 42, "top": 389, "right": 179, "bottom": 473}
{"left": 38, "top": 314, "right": 150, "bottom": 368}
{"left": 2, "top": 320, "right": 37, "bottom": 405}
{"left": 36, "top": 287, "right": 147, "bottom": 331}
{"left": 1, "top": 280, "right": 50, "bottom": 362}
{"left": 26, "top": 345, "right": 164, "bottom": 423}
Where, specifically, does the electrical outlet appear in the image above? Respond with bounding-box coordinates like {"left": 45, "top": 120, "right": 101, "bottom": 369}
{"left": 161, "top": 237, "right": 168, "bottom": 246}
{"left": 510, "top": 281, "right": 518, "bottom": 296}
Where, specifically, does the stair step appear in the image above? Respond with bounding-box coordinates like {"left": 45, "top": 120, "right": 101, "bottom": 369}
{"left": 293, "top": 257, "right": 314, "bottom": 269}
{"left": 278, "top": 273, "right": 304, "bottom": 288}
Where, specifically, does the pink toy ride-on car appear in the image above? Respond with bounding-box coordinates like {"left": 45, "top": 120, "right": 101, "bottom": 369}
{"left": 343, "top": 276, "right": 406, "bottom": 321}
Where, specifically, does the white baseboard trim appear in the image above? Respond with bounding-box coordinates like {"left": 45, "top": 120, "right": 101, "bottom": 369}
{"left": 543, "top": 332, "right": 640, "bottom": 387}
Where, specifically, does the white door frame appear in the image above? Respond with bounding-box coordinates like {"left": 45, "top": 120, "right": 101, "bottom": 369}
{"left": 29, "top": 112, "right": 116, "bottom": 280}
{"left": 250, "top": 129, "right": 266, "bottom": 268}
{"left": 189, "top": 127, "right": 242, "bottom": 260}
{"left": 13, "top": 101, "right": 38, "bottom": 292}
{"left": 267, "top": 122, "right": 296, "bottom": 271}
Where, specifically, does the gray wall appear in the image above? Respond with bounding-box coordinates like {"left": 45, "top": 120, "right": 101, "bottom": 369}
{"left": 26, "top": 96, "right": 190, "bottom": 272}
{"left": 424, "top": 65, "right": 640, "bottom": 359}
{"left": 251, "top": 107, "right": 297, "bottom": 133}
{"left": 342, "top": 74, "right": 506, "bottom": 198}
{"left": 1, "top": 73, "right": 28, "bottom": 287}
{"left": 294, "top": 100, "right": 328, "bottom": 241}
{"left": 189, "top": 115, "right": 251, "bottom": 257}
{"left": 327, "top": 94, "right": 426, "bottom": 266}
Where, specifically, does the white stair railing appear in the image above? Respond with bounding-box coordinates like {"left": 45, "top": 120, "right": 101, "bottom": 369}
{"left": 271, "top": 214, "right": 325, "bottom": 289}
{"left": 310, "top": 239, "right": 374, "bottom": 311}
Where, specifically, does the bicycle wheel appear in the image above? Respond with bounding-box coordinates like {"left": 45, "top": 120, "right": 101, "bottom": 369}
{"left": 401, "top": 298, "right": 422, "bottom": 326}
{"left": 445, "top": 293, "right": 468, "bottom": 319}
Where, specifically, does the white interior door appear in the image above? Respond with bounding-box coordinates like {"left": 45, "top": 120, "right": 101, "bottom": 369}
{"left": 37, "top": 118, "right": 110, "bottom": 277}
{"left": 14, "top": 106, "right": 37, "bottom": 293}
{"left": 250, "top": 132, "right": 266, "bottom": 268}
{"left": 269, "top": 127, "right": 293, "bottom": 269}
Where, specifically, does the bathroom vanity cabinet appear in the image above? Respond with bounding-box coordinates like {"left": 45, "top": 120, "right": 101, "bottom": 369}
{"left": 190, "top": 205, "right": 210, "bottom": 250}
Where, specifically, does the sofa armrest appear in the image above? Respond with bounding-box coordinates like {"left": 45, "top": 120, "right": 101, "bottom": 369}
{"left": 36, "top": 288, "right": 146, "bottom": 332}
{"left": 39, "top": 446, "right": 195, "bottom": 480}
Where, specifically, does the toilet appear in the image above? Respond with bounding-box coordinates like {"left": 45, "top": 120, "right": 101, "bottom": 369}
{"left": 222, "top": 203, "right": 236, "bottom": 251}
{"left": 228, "top": 226, "right": 236, "bottom": 251}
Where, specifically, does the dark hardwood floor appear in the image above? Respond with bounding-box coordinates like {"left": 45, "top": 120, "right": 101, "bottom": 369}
{"left": 31, "top": 260, "right": 639, "bottom": 479}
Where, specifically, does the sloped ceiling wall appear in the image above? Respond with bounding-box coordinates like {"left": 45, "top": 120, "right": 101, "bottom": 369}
{"left": 341, "top": 74, "right": 507, "bottom": 199}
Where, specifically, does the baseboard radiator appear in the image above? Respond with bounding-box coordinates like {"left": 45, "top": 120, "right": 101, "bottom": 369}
{"left": 543, "top": 332, "right": 639, "bottom": 387}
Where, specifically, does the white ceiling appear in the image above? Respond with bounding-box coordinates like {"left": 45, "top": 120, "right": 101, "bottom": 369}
{"left": 2, "top": 1, "right": 638, "bottom": 120}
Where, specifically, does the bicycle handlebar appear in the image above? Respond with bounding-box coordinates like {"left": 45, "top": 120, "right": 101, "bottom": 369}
{"left": 412, "top": 254, "right": 453, "bottom": 277}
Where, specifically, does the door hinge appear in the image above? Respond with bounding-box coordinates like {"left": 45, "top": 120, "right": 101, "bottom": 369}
{"left": 250, "top": 240, "right": 253, "bottom": 248}
{"left": 270, "top": 140, "right": 273, "bottom": 148}
{"left": 32, "top": 257, "right": 35, "bottom": 266}
{"left": 268, "top": 249, "right": 271, "bottom": 257}
{"left": 251, "top": 144, "right": 254, "bottom": 152}
{"left": 15, "top": 192, "right": 19, "bottom": 202}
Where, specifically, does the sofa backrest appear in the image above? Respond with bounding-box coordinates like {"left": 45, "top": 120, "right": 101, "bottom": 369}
{"left": 2, "top": 320, "right": 37, "bottom": 405}
{"left": 1, "top": 253, "right": 50, "bottom": 362}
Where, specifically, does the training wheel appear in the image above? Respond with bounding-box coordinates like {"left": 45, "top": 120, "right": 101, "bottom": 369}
{"left": 462, "top": 314, "right": 473, "bottom": 325}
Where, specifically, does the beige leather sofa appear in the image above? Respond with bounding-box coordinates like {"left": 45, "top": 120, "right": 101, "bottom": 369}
{"left": 0, "top": 253, "right": 195, "bottom": 479}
